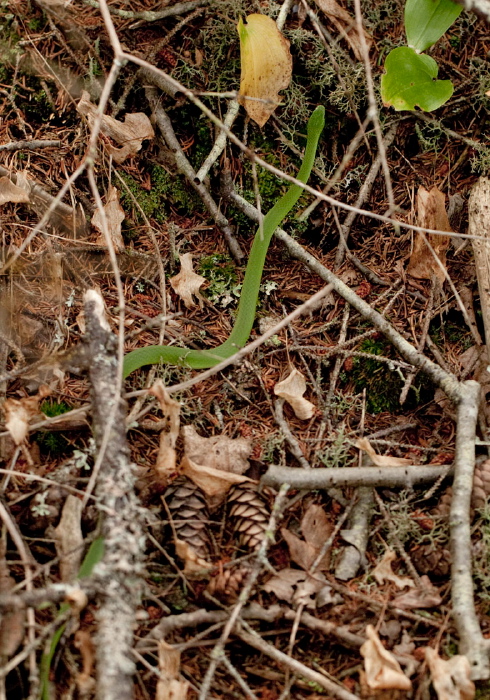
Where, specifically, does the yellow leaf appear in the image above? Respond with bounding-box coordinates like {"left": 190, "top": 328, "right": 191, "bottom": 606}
{"left": 238, "top": 14, "right": 292, "bottom": 127}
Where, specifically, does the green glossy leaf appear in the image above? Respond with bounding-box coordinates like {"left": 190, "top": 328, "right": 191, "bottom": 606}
{"left": 381, "top": 47, "right": 453, "bottom": 111}
{"left": 405, "top": 0, "right": 463, "bottom": 52}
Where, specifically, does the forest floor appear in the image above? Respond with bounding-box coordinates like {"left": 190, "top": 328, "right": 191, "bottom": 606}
{"left": 2, "top": 0, "right": 490, "bottom": 699}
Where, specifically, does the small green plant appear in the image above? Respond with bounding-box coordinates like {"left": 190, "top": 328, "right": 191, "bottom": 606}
{"left": 381, "top": 0, "right": 462, "bottom": 111}
{"left": 36, "top": 400, "right": 72, "bottom": 455}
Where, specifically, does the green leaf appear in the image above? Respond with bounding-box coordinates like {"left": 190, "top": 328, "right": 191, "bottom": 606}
{"left": 405, "top": 0, "right": 463, "bottom": 52}
{"left": 381, "top": 47, "right": 453, "bottom": 111}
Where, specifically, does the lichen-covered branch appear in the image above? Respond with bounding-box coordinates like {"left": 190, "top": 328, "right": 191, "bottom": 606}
{"left": 450, "top": 380, "right": 490, "bottom": 679}
{"left": 84, "top": 290, "right": 143, "bottom": 700}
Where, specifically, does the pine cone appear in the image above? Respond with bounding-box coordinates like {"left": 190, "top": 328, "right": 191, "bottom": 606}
{"left": 164, "top": 476, "right": 211, "bottom": 560}
{"left": 207, "top": 565, "right": 251, "bottom": 603}
{"left": 431, "top": 460, "right": 490, "bottom": 518}
{"left": 228, "top": 483, "right": 270, "bottom": 551}
{"left": 431, "top": 489, "right": 452, "bottom": 519}
{"left": 410, "top": 544, "right": 451, "bottom": 578}
{"left": 472, "top": 459, "right": 490, "bottom": 510}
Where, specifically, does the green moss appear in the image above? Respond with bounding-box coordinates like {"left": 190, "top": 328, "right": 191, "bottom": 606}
{"left": 348, "top": 338, "right": 433, "bottom": 414}
{"left": 429, "top": 317, "right": 473, "bottom": 351}
{"left": 118, "top": 165, "right": 202, "bottom": 223}
{"left": 35, "top": 400, "right": 72, "bottom": 455}
{"left": 349, "top": 338, "right": 404, "bottom": 414}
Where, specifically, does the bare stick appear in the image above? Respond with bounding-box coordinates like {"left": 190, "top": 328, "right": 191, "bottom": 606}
{"left": 450, "top": 380, "right": 490, "bottom": 679}
{"left": 145, "top": 87, "right": 244, "bottom": 262}
{"left": 83, "top": 290, "right": 143, "bottom": 700}
{"left": 0, "top": 140, "right": 60, "bottom": 152}
{"left": 83, "top": 0, "right": 209, "bottom": 21}
{"left": 334, "top": 122, "right": 398, "bottom": 267}
{"left": 195, "top": 100, "right": 240, "bottom": 184}
{"left": 261, "top": 464, "right": 452, "bottom": 490}
{"left": 237, "top": 620, "right": 361, "bottom": 700}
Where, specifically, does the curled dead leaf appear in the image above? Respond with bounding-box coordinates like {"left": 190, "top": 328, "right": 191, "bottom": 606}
{"left": 77, "top": 91, "right": 154, "bottom": 163}
{"left": 281, "top": 505, "right": 332, "bottom": 572}
{"left": 181, "top": 426, "right": 253, "bottom": 508}
{"left": 313, "top": 0, "right": 372, "bottom": 60}
{"left": 2, "top": 385, "right": 50, "bottom": 445}
{"left": 91, "top": 185, "right": 125, "bottom": 253}
{"left": 183, "top": 425, "right": 252, "bottom": 476}
{"left": 407, "top": 186, "right": 451, "bottom": 285}
{"left": 356, "top": 437, "right": 413, "bottom": 467}
{"left": 361, "top": 624, "right": 412, "bottom": 691}
{"left": 238, "top": 14, "right": 292, "bottom": 127}
{"left": 73, "top": 629, "right": 96, "bottom": 697}
{"left": 54, "top": 495, "right": 84, "bottom": 582}
{"left": 393, "top": 576, "right": 442, "bottom": 609}
{"left": 425, "top": 648, "right": 475, "bottom": 700}
{"left": 263, "top": 568, "right": 328, "bottom": 608}
{"left": 180, "top": 455, "right": 252, "bottom": 510}
{"left": 170, "top": 253, "right": 206, "bottom": 309}
{"left": 274, "top": 367, "right": 315, "bottom": 420}
{"left": 371, "top": 549, "right": 415, "bottom": 590}
{"left": 0, "top": 176, "right": 30, "bottom": 205}
{"left": 150, "top": 380, "right": 181, "bottom": 486}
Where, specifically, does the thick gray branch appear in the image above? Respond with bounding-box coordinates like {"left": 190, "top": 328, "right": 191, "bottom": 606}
{"left": 84, "top": 290, "right": 144, "bottom": 700}
{"left": 261, "top": 464, "right": 451, "bottom": 490}
{"left": 450, "top": 380, "right": 490, "bottom": 679}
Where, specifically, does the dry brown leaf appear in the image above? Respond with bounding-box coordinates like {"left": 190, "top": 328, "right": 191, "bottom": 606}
{"left": 91, "top": 185, "right": 125, "bottom": 253}
{"left": 274, "top": 367, "right": 316, "bottom": 420}
{"left": 77, "top": 91, "right": 154, "bottom": 163}
{"left": 313, "top": 0, "right": 372, "bottom": 60}
{"left": 425, "top": 648, "right": 475, "bottom": 700}
{"left": 238, "top": 14, "right": 292, "bottom": 127}
{"left": 174, "top": 538, "right": 212, "bottom": 577}
{"left": 393, "top": 576, "right": 442, "bottom": 609}
{"left": 157, "top": 640, "right": 190, "bottom": 700}
{"left": 301, "top": 505, "right": 332, "bottom": 552}
{"left": 281, "top": 505, "right": 331, "bottom": 572}
{"left": 183, "top": 425, "right": 252, "bottom": 475}
{"left": 263, "top": 568, "right": 327, "bottom": 608}
{"left": 361, "top": 624, "right": 412, "bottom": 691}
{"left": 372, "top": 549, "right": 415, "bottom": 590}
{"left": 180, "top": 455, "right": 252, "bottom": 510}
{"left": 0, "top": 552, "right": 25, "bottom": 657}
{"left": 169, "top": 253, "right": 206, "bottom": 309}
{"left": 407, "top": 186, "right": 451, "bottom": 285}
{"left": 356, "top": 437, "right": 414, "bottom": 467}
{"left": 2, "top": 385, "right": 50, "bottom": 445}
{"left": 181, "top": 424, "right": 253, "bottom": 505}
{"left": 0, "top": 176, "right": 30, "bottom": 205}
{"left": 53, "top": 495, "right": 84, "bottom": 582}
{"left": 150, "top": 380, "right": 181, "bottom": 486}
{"left": 281, "top": 528, "right": 318, "bottom": 572}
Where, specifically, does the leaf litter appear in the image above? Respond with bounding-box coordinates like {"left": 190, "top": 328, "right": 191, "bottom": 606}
{"left": 1, "top": 1, "right": 490, "bottom": 698}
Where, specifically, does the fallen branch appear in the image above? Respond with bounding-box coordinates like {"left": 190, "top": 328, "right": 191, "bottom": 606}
{"left": 261, "top": 464, "right": 452, "bottom": 489}
{"left": 83, "top": 290, "right": 144, "bottom": 700}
